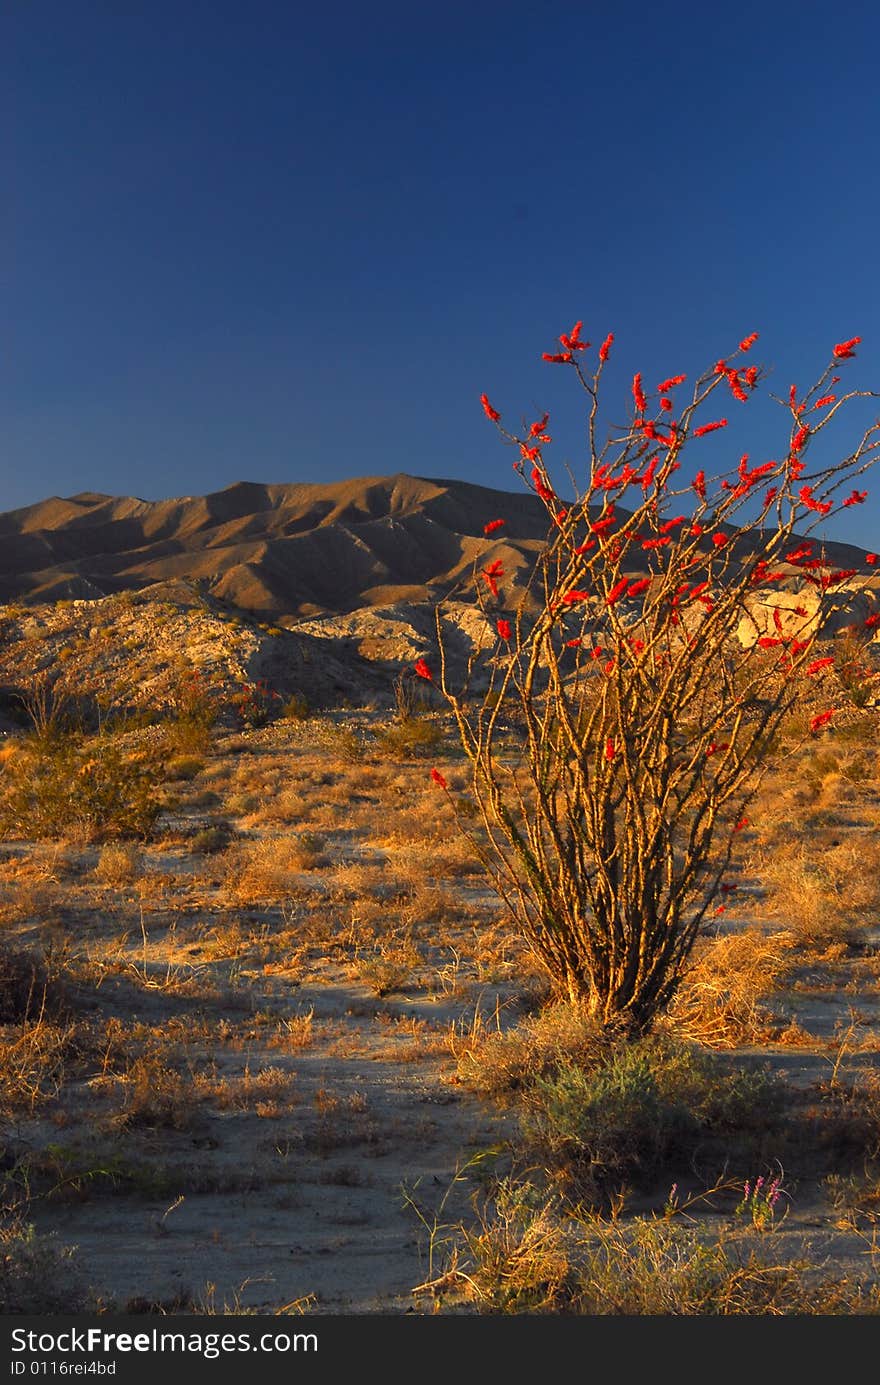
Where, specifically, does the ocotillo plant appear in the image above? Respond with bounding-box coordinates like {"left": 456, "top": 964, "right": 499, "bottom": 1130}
{"left": 423, "top": 325, "right": 879, "bottom": 1034}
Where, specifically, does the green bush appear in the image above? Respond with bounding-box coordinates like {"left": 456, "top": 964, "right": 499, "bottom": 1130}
{"left": 376, "top": 718, "right": 443, "bottom": 759}
{"left": 0, "top": 738, "right": 160, "bottom": 841}
{"left": 0, "top": 1217, "right": 90, "bottom": 1314}
{"left": 522, "top": 1037, "right": 783, "bottom": 1195}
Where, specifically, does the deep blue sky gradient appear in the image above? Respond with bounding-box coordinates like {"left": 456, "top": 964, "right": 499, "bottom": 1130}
{"left": 4, "top": 1, "right": 880, "bottom": 547}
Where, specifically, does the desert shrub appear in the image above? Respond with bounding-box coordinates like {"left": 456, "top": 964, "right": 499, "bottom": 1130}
{"left": 521, "top": 1036, "right": 783, "bottom": 1196}
{"left": 190, "top": 823, "right": 232, "bottom": 854}
{"left": 296, "top": 720, "right": 367, "bottom": 762}
{"left": 0, "top": 1216, "right": 90, "bottom": 1313}
{"left": 376, "top": 718, "right": 443, "bottom": 759}
{"left": 230, "top": 834, "right": 329, "bottom": 900}
{"left": 165, "top": 755, "right": 205, "bottom": 781}
{"left": 281, "top": 692, "right": 311, "bottom": 721}
{"left": 433, "top": 325, "right": 878, "bottom": 1033}
{"left": 0, "top": 738, "right": 160, "bottom": 842}
{"left": 759, "top": 841, "right": 879, "bottom": 947}
{"left": 456, "top": 1001, "right": 609, "bottom": 1096}
{"left": 230, "top": 680, "right": 280, "bottom": 729}
{"left": 0, "top": 945, "right": 68, "bottom": 1024}
{"left": 0, "top": 971, "right": 73, "bottom": 1116}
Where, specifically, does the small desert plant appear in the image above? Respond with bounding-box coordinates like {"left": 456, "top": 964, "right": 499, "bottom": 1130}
{"left": 231, "top": 680, "right": 280, "bottom": 729}
{"left": 281, "top": 691, "right": 311, "bottom": 721}
{"left": 0, "top": 1215, "right": 90, "bottom": 1314}
{"left": 94, "top": 841, "right": 142, "bottom": 885}
{"left": 376, "top": 718, "right": 443, "bottom": 759}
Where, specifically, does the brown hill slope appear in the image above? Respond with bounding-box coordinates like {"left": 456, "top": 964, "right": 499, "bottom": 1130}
{"left": 0, "top": 475, "right": 550, "bottom": 615}
{"left": 0, "top": 473, "right": 873, "bottom": 617}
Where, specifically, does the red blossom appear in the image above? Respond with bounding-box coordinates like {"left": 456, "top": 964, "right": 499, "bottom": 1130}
{"left": 706, "top": 741, "right": 730, "bottom": 757}
{"left": 810, "top": 709, "right": 835, "bottom": 733}
{"left": 763, "top": 487, "right": 778, "bottom": 507}
{"left": 530, "top": 466, "right": 557, "bottom": 504}
{"left": 483, "top": 518, "right": 506, "bottom": 534}
{"left": 744, "top": 366, "right": 759, "bottom": 388}
{"left": 734, "top": 817, "right": 749, "bottom": 832}
{"left": 605, "top": 578, "right": 630, "bottom": 605}
{"left": 604, "top": 738, "right": 616, "bottom": 762}
{"left": 559, "top": 320, "right": 589, "bottom": 352}
{"left": 867, "top": 554, "right": 878, "bottom": 565}
{"left": 791, "top": 425, "right": 810, "bottom": 453}
{"left": 726, "top": 369, "right": 748, "bottom": 402}
{"left": 542, "top": 352, "right": 572, "bottom": 364}
{"left": 561, "top": 589, "right": 590, "bottom": 605}
{"left": 632, "top": 372, "right": 647, "bottom": 414}
{"left": 693, "top": 419, "right": 728, "bottom": 437}
{"left": 657, "top": 374, "right": 686, "bottom": 392}
{"left": 430, "top": 768, "right": 447, "bottom": 789}
{"left": 627, "top": 578, "right": 651, "bottom": 597}
{"left": 480, "top": 393, "right": 501, "bottom": 422}
{"left": 641, "top": 537, "right": 670, "bottom": 550}
{"left": 692, "top": 470, "right": 706, "bottom": 501}
{"left": 814, "top": 394, "right": 836, "bottom": 410}
{"left": 414, "top": 658, "right": 433, "bottom": 681}
{"left": 739, "top": 332, "right": 759, "bottom": 352}
{"left": 806, "top": 658, "right": 834, "bottom": 676}
{"left": 659, "top": 396, "right": 674, "bottom": 412}
{"left": 640, "top": 457, "right": 660, "bottom": 490}
{"left": 496, "top": 618, "right": 512, "bottom": 641}
{"left": 833, "top": 337, "right": 861, "bottom": 359}
{"left": 712, "top": 533, "right": 728, "bottom": 548}
{"left": 529, "top": 413, "right": 550, "bottom": 438}
{"left": 843, "top": 490, "right": 868, "bottom": 506}
{"left": 599, "top": 332, "right": 614, "bottom": 362}
{"left": 798, "top": 485, "right": 833, "bottom": 516}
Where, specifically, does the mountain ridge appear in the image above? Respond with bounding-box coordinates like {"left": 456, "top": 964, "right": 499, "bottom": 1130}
{"left": 0, "top": 473, "right": 873, "bottom": 617}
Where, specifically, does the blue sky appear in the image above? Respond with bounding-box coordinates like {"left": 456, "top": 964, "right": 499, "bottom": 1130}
{"left": 3, "top": 1, "right": 880, "bottom": 547}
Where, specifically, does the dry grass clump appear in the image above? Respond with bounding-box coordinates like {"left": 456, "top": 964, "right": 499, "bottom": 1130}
{"left": 418, "top": 1179, "right": 880, "bottom": 1315}
{"left": 0, "top": 1018, "right": 74, "bottom": 1116}
{"left": 670, "top": 927, "right": 796, "bottom": 1046}
{"left": 200, "top": 1063, "right": 298, "bottom": 1118}
{"left": 110, "top": 1053, "right": 196, "bottom": 1132}
{"left": 354, "top": 939, "right": 420, "bottom": 996}
{"left": 758, "top": 838, "right": 880, "bottom": 947}
{"left": 454, "top": 1001, "right": 608, "bottom": 1097}
{"left": 228, "top": 834, "right": 330, "bottom": 900}
{"left": 94, "top": 841, "right": 142, "bottom": 885}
